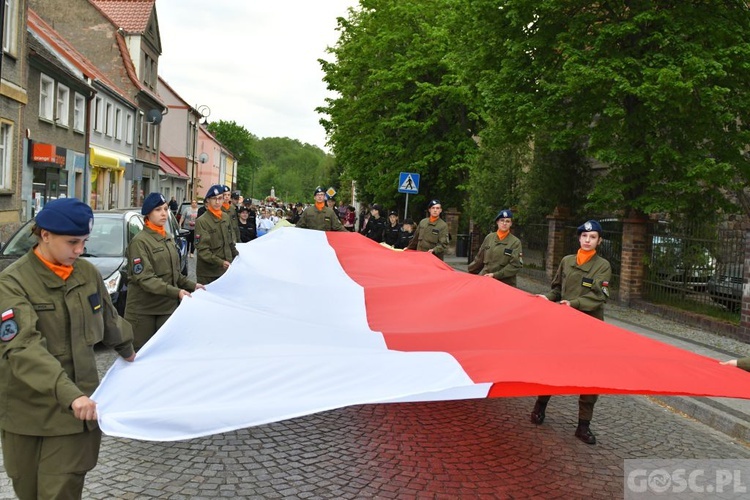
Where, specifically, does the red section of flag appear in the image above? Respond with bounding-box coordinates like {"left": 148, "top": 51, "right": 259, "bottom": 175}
{"left": 1, "top": 309, "right": 13, "bottom": 321}
{"left": 327, "top": 232, "right": 750, "bottom": 399}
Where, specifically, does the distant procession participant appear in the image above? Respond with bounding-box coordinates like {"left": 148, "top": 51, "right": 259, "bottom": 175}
{"left": 0, "top": 198, "right": 135, "bottom": 499}
{"left": 405, "top": 199, "right": 449, "bottom": 260}
{"left": 295, "top": 187, "right": 348, "bottom": 231}
{"left": 237, "top": 205, "right": 256, "bottom": 242}
{"left": 125, "top": 193, "right": 204, "bottom": 351}
{"left": 531, "top": 219, "right": 612, "bottom": 445}
{"left": 467, "top": 209, "right": 523, "bottom": 287}
{"left": 223, "top": 186, "right": 240, "bottom": 243}
{"left": 195, "top": 185, "right": 239, "bottom": 284}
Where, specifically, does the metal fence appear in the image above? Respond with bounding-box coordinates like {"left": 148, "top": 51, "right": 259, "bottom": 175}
{"left": 642, "top": 221, "right": 745, "bottom": 321}
{"left": 514, "top": 223, "right": 548, "bottom": 282}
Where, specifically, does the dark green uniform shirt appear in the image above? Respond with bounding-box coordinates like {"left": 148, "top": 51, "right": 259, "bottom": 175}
{"left": 0, "top": 250, "right": 134, "bottom": 435}
{"left": 224, "top": 204, "right": 240, "bottom": 243}
{"left": 406, "top": 217, "right": 449, "bottom": 260}
{"left": 545, "top": 253, "right": 612, "bottom": 320}
{"left": 468, "top": 232, "right": 523, "bottom": 286}
{"left": 296, "top": 206, "right": 347, "bottom": 231}
{"left": 195, "top": 210, "right": 238, "bottom": 283}
{"left": 125, "top": 227, "right": 196, "bottom": 317}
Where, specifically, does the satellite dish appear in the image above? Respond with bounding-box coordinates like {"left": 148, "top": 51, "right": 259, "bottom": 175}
{"left": 146, "top": 109, "right": 163, "bottom": 125}
{"left": 198, "top": 153, "right": 209, "bottom": 164}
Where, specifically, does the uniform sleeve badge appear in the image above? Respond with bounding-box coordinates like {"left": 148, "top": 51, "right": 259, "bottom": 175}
{"left": 0, "top": 309, "right": 18, "bottom": 342}
{"left": 602, "top": 280, "right": 610, "bottom": 298}
{"left": 133, "top": 257, "right": 143, "bottom": 275}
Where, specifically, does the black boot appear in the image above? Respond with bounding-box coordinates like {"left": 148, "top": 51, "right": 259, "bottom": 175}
{"left": 575, "top": 419, "right": 596, "bottom": 445}
{"left": 530, "top": 401, "right": 547, "bottom": 425}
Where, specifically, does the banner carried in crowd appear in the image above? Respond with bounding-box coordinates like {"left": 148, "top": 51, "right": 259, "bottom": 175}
{"left": 93, "top": 228, "right": 750, "bottom": 441}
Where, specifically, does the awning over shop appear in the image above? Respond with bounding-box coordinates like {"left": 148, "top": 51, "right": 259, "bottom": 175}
{"left": 90, "top": 147, "right": 130, "bottom": 171}
{"left": 159, "top": 152, "right": 189, "bottom": 179}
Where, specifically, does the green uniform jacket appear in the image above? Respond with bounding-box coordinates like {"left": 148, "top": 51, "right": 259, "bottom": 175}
{"left": 545, "top": 253, "right": 612, "bottom": 320}
{"left": 0, "top": 250, "right": 134, "bottom": 436}
{"left": 737, "top": 358, "right": 750, "bottom": 371}
{"left": 195, "top": 211, "right": 238, "bottom": 282}
{"left": 295, "top": 206, "right": 347, "bottom": 231}
{"left": 124, "top": 227, "right": 196, "bottom": 317}
{"left": 224, "top": 204, "right": 240, "bottom": 243}
{"left": 406, "top": 217, "right": 449, "bottom": 260}
{"left": 467, "top": 232, "right": 523, "bottom": 286}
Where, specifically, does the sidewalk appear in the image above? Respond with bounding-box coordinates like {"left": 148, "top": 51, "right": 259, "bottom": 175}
{"left": 444, "top": 254, "right": 750, "bottom": 443}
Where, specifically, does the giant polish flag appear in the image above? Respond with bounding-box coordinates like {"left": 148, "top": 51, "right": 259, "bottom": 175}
{"left": 93, "top": 227, "right": 750, "bottom": 441}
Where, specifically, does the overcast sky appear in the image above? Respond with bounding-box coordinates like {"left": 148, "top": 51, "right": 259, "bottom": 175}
{"left": 156, "top": 0, "right": 357, "bottom": 151}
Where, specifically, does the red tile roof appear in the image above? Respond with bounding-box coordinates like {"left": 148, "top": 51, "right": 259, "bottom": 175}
{"left": 159, "top": 152, "right": 189, "bottom": 179}
{"left": 28, "top": 9, "right": 136, "bottom": 107}
{"left": 89, "top": 0, "right": 154, "bottom": 33}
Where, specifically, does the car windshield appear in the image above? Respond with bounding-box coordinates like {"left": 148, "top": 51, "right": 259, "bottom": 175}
{"left": 1, "top": 223, "right": 35, "bottom": 256}
{"left": 84, "top": 217, "right": 124, "bottom": 257}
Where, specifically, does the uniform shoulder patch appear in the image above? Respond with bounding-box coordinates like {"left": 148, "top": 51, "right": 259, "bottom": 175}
{"left": 133, "top": 257, "right": 143, "bottom": 275}
{"left": 1, "top": 309, "right": 18, "bottom": 342}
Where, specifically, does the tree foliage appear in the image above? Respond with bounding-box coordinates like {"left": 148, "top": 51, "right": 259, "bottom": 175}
{"left": 455, "top": 0, "right": 750, "bottom": 220}
{"left": 319, "top": 0, "right": 481, "bottom": 219}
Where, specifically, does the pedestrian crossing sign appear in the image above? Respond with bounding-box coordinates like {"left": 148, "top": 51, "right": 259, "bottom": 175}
{"left": 398, "top": 172, "right": 420, "bottom": 194}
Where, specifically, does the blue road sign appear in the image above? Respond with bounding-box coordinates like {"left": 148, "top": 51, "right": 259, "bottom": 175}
{"left": 398, "top": 172, "right": 420, "bottom": 194}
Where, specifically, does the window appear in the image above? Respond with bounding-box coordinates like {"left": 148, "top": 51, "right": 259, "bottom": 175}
{"left": 56, "top": 83, "right": 69, "bottom": 126}
{"left": 145, "top": 121, "right": 152, "bottom": 148}
{"left": 105, "top": 101, "right": 113, "bottom": 136}
{"left": 138, "top": 111, "right": 144, "bottom": 145}
{"left": 0, "top": 122, "right": 12, "bottom": 189}
{"left": 73, "top": 93, "right": 85, "bottom": 132}
{"left": 3, "top": 0, "right": 16, "bottom": 54}
{"left": 125, "top": 113, "right": 133, "bottom": 144}
{"left": 94, "top": 96, "right": 103, "bottom": 132}
{"left": 115, "top": 107, "right": 122, "bottom": 140}
{"left": 39, "top": 74, "right": 54, "bottom": 120}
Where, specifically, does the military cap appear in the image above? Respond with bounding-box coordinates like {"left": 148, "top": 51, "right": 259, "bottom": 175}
{"left": 35, "top": 198, "right": 93, "bottom": 236}
{"left": 205, "top": 184, "right": 223, "bottom": 200}
{"left": 495, "top": 209, "right": 513, "bottom": 221}
{"left": 141, "top": 192, "right": 167, "bottom": 216}
{"left": 577, "top": 219, "right": 603, "bottom": 235}
{"left": 427, "top": 199, "right": 441, "bottom": 208}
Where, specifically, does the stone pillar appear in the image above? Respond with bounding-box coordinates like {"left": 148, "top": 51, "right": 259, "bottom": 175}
{"left": 443, "top": 207, "right": 460, "bottom": 256}
{"left": 618, "top": 216, "right": 648, "bottom": 304}
{"left": 740, "top": 230, "right": 750, "bottom": 341}
{"left": 546, "top": 207, "right": 571, "bottom": 281}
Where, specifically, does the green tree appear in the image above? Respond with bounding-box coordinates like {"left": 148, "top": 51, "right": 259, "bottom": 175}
{"left": 457, "top": 0, "right": 750, "bottom": 220}
{"left": 319, "top": 0, "right": 481, "bottom": 219}
{"left": 206, "top": 120, "right": 262, "bottom": 197}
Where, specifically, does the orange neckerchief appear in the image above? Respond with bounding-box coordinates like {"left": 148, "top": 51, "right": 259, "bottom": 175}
{"left": 429, "top": 216, "right": 439, "bottom": 223}
{"left": 34, "top": 247, "right": 73, "bottom": 281}
{"left": 144, "top": 218, "right": 166, "bottom": 237}
{"left": 315, "top": 202, "right": 325, "bottom": 210}
{"left": 207, "top": 205, "right": 223, "bottom": 219}
{"left": 576, "top": 248, "right": 596, "bottom": 266}
{"left": 222, "top": 202, "right": 230, "bottom": 210}
{"left": 496, "top": 229, "right": 509, "bottom": 240}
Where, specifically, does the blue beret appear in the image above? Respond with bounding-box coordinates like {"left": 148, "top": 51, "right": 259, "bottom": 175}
{"left": 577, "top": 219, "right": 603, "bottom": 235}
{"left": 35, "top": 198, "right": 93, "bottom": 236}
{"left": 495, "top": 209, "right": 513, "bottom": 221}
{"left": 314, "top": 186, "right": 325, "bottom": 195}
{"left": 141, "top": 192, "right": 167, "bottom": 216}
{"left": 427, "top": 199, "right": 441, "bottom": 208}
{"left": 222, "top": 185, "right": 231, "bottom": 193}
{"left": 205, "top": 184, "right": 223, "bottom": 200}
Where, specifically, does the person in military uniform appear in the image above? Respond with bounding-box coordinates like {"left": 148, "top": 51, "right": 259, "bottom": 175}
{"left": 467, "top": 209, "right": 523, "bottom": 287}
{"left": 195, "top": 184, "right": 239, "bottom": 284}
{"left": 125, "top": 193, "right": 204, "bottom": 351}
{"left": 395, "top": 218, "right": 415, "bottom": 249}
{"left": 406, "top": 199, "right": 449, "bottom": 260}
{"left": 530, "top": 219, "right": 612, "bottom": 445}
{"left": 0, "top": 198, "right": 135, "bottom": 499}
{"left": 363, "top": 204, "right": 387, "bottom": 243}
{"left": 237, "top": 205, "right": 256, "bottom": 242}
{"left": 222, "top": 187, "right": 240, "bottom": 243}
{"left": 295, "top": 187, "right": 348, "bottom": 232}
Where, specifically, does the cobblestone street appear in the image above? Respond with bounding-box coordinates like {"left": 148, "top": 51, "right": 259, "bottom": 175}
{"left": 1, "top": 377, "right": 749, "bottom": 498}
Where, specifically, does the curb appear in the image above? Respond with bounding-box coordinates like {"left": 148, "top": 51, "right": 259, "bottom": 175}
{"left": 654, "top": 396, "right": 750, "bottom": 444}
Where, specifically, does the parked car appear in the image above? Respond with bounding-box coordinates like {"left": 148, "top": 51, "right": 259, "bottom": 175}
{"left": 0, "top": 208, "right": 188, "bottom": 315}
{"left": 708, "top": 263, "right": 743, "bottom": 312}
{"left": 649, "top": 235, "right": 716, "bottom": 292}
